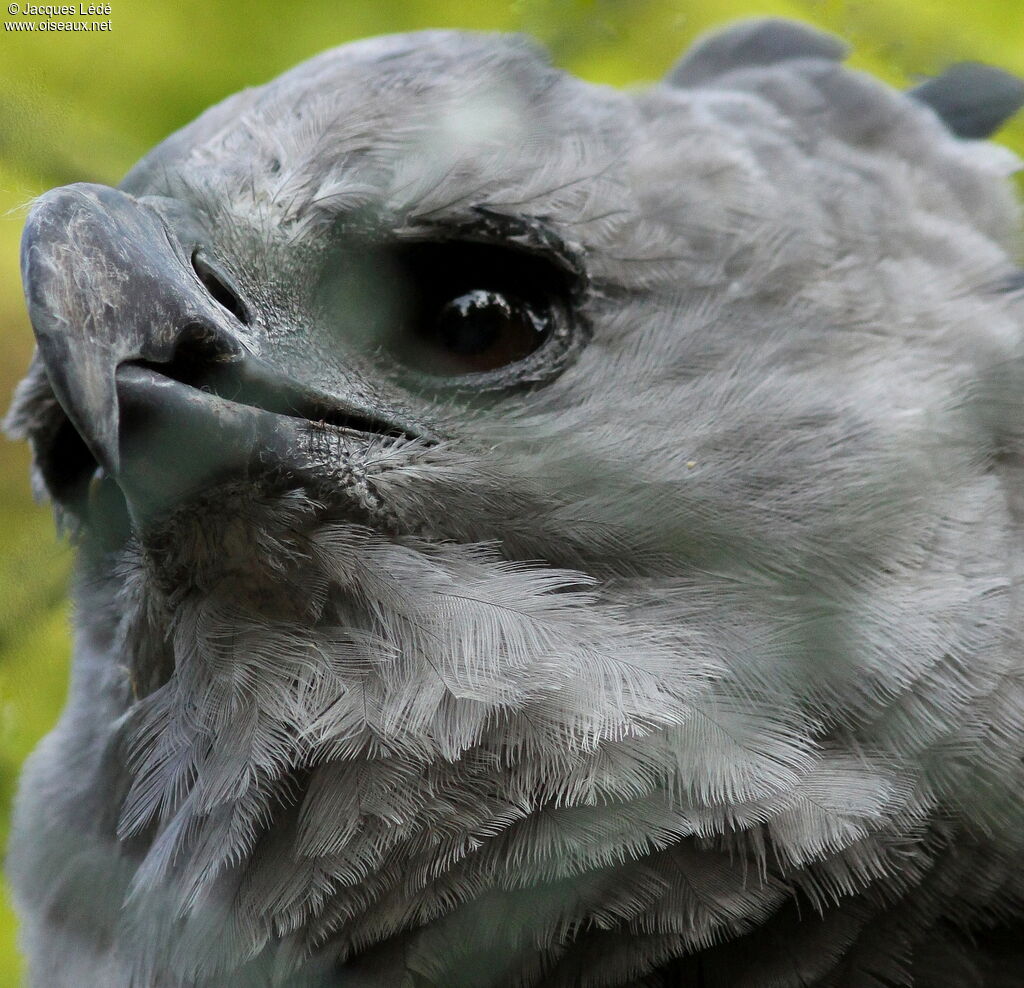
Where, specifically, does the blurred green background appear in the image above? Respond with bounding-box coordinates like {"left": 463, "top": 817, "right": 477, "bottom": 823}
{"left": 0, "top": 0, "right": 1021, "bottom": 982}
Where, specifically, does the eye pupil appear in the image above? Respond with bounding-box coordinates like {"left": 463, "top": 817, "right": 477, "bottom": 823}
{"left": 436, "top": 290, "right": 511, "bottom": 355}
{"left": 430, "top": 289, "right": 547, "bottom": 371}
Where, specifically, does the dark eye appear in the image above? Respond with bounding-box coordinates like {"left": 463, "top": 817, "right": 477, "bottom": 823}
{"left": 384, "top": 239, "right": 577, "bottom": 384}
{"left": 315, "top": 227, "right": 584, "bottom": 388}
{"left": 428, "top": 288, "right": 549, "bottom": 373}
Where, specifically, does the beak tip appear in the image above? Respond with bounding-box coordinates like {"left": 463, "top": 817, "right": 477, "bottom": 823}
{"left": 19, "top": 183, "right": 156, "bottom": 489}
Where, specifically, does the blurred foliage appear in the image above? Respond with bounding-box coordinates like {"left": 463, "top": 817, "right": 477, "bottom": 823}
{"left": 0, "top": 0, "right": 1021, "bottom": 981}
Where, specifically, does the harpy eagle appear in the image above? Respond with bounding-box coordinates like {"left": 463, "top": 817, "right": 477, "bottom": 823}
{"left": 6, "top": 17, "right": 1024, "bottom": 987}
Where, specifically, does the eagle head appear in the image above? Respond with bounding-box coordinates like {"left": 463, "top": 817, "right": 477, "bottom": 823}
{"left": 6, "top": 20, "right": 1024, "bottom": 987}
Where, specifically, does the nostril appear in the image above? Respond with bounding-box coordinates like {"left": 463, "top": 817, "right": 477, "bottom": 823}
{"left": 191, "top": 250, "right": 250, "bottom": 324}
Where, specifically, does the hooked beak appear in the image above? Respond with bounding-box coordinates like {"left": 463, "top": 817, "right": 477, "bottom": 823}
{"left": 19, "top": 183, "right": 427, "bottom": 534}
{"left": 22, "top": 184, "right": 218, "bottom": 479}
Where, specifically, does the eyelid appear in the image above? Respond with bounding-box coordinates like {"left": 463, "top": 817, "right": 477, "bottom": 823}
{"left": 400, "top": 207, "right": 588, "bottom": 288}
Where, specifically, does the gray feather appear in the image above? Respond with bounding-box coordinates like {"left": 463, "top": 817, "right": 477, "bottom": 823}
{"left": 666, "top": 17, "right": 848, "bottom": 88}
{"left": 909, "top": 61, "right": 1024, "bottom": 138}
